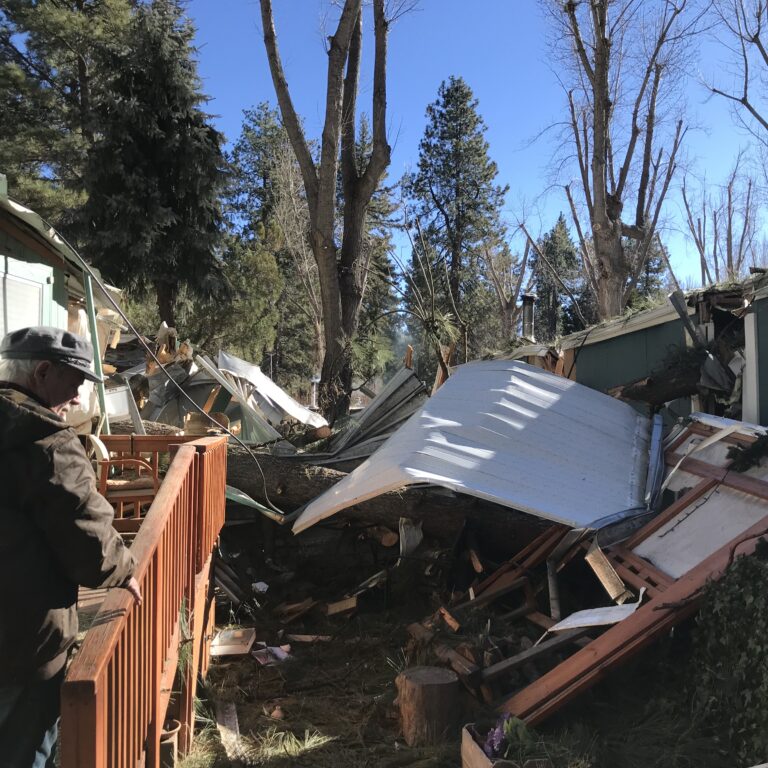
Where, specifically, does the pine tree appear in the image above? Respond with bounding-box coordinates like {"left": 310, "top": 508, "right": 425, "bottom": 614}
{"left": 343, "top": 117, "right": 399, "bottom": 387}
{"left": 404, "top": 76, "right": 508, "bottom": 364}
{"left": 533, "top": 214, "right": 580, "bottom": 342}
{"left": 625, "top": 237, "right": 669, "bottom": 310}
{"left": 179, "top": 234, "right": 282, "bottom": 363}
{"left": 82, "top": 0, "right": 226, "bottom": 327}
{"left": 226, "top": 104, "right": 320, "bottom": 392}
{"left": 228, "top": 102, "right": 286, "bottom": 237}
{"left": 0, "top": 0, "right": 134, "bottom": 226}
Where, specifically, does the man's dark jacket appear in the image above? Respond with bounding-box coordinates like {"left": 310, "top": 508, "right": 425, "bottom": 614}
{"left": 0, "top": 386, "right": 136, "bottom": 685}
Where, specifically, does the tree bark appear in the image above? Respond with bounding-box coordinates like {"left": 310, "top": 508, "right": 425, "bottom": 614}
{"left": 155, "top": 280, "right": 177, "bottom": 328}
{"left": 260, "top": 0, "right": 391, "bottom": 422}
{"left": 395, "top": 667, "right": 462, "bottom": 746}
{"left": 559, "top": 0, "right": 692, "bottom": 320}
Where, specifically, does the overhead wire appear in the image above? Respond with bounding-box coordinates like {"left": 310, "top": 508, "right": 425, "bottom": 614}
{"left": 43, "top": 219, "right": 292, "bottom": 524}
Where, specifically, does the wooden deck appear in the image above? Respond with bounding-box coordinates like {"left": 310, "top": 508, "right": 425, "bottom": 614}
{"left": 62, "top": 435, "right": 227, "bottom": 768}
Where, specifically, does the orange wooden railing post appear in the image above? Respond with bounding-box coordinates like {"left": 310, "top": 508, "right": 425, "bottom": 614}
{"left": 61, "top": 437, "right": 227, "bottom": 768}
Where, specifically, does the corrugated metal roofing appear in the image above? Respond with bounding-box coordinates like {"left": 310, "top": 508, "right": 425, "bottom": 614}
{"left": 217, "top": 351, "right": 328, "bottom": 429}
{"left": 293, "top": 360, "right": 651, "bottom": 534}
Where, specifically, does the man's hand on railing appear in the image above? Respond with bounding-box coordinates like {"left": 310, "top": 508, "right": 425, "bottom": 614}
{"left": 123, "top": 576, "right": 143, "bottom": 606}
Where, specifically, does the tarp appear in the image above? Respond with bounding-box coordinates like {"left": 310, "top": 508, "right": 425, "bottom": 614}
{"left": 293, "top": 360, "right": 651, "bottom": 533}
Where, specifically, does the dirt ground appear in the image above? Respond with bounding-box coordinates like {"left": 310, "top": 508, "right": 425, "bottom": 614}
{"left": 179, "top": 520, "right": 493, "bottom": 767}
{"left": 177, "top": 519, "right": 726, "bottom": 768}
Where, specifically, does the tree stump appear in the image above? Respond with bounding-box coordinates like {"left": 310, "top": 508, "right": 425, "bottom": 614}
{"left": 395, "top": 666, "right": 462, "bottom": 746}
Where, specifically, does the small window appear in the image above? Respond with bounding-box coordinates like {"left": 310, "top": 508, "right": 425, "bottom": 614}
{"left": 0, "top": 274, "right": 43, "bottom": 336}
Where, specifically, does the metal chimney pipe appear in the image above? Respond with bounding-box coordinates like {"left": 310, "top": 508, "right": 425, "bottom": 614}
{"left": 521, "top": 293, "right": 536, "bottom": 341}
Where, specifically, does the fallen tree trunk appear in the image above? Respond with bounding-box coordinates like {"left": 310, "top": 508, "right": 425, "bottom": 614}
{"left": 610, "top": 368, "right": 700, "bottom": 406}
{"left": 226, "top": 446, "right": 547, "bottom": 546}
{"left": 113, "top": 421, "right": 548, "bottom": 546}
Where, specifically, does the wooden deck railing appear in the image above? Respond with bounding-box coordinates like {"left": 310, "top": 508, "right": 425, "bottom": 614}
{"left": 60, "top": 436, "right": 227, "bottom": 768}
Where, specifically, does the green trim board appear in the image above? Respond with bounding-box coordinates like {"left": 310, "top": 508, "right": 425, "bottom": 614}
{"left": 752, "top": 296, "right": 768, "bottom": 426}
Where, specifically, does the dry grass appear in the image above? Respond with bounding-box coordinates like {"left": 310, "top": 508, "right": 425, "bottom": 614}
{"left": 187, "top": 609, "right": 465, "bottom": 768}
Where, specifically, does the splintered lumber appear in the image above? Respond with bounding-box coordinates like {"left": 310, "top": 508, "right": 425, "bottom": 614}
{"left": 406, "top": 624, "right": 478, "bottom": 680}
{"left": 455, "top": 525, "right": 567, "bottom": 610}
{"left": 439, "top": 607, "right": 461, "bottom": 632}
{"left": 499, "top": 512, "right": 768, "bottom": 725}
{"left": 395, "top": 666, "right": 462, "bottom": 746}
{"left": 214, "top": 701, "right": 245, "bottom": 765}
{"left": 473, "top": 628, "right": 592, "bottom": 685}
{"left": 326, "top": 596, "right": 358, "bottom": 616}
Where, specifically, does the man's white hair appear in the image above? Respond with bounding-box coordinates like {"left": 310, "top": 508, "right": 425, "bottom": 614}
{"left": 0, "top": 358, "right": 45, "bottom": 387}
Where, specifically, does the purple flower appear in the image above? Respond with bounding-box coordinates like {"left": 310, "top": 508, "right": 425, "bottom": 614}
{"left": 482, "top": 715, "right": 511, "bottom": 758}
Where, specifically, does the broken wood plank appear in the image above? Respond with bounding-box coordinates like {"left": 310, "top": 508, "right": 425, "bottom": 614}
{"left": 284, "top": 634, "right": 332, "bottom": 643}
{"left": 498, "top": 511, "right": 768, "bottom": 725}
{"left": 470, "top": 526, "right": 567, "bottom": 599}
{"left": 214, "top": 700, "right": 245, "bottom": 765}
{"left": 452, "top": 575, "right": 529, "bottom": 611}
{"left": 474, "top": 628, "right": 592, "bottom": 685}
{"left": 433, "top": 643, "right": 479, "bottom": 679}
{"left": 326, "top": 595, "right": 358, "bottom": 616}
{"left": 406, "top": 623, "right": 479, "bottom": 682}
{"left": 439, "top": 607, "right": 461, "bottom": 632}
{"left": 526, "top": 611, "right": 556, "bottom": 631}
{"left": 274, "top": 598, "right": 316, "bottom": 623}
{"left": 469, "top": 548, "right": 484, "bottom": 574}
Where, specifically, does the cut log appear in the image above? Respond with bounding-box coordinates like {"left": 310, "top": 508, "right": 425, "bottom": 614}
{"left": 395, "top": 666, "right": 462, "bottom": 746}
{"left": 366, "top": 525, "right": 399, "bottom": 547}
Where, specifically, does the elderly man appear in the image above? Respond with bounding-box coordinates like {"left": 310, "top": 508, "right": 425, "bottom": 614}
{"left": 0, "top": 326, "right": 141, "bottom": 768}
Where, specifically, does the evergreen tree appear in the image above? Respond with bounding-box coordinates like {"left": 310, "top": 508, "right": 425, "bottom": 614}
{"left": 226, "top": 104, "right": 320, "bottom": 393}
{"left": 625, "top": 237, "right": 669, "bottom": 310}
{"left": 532, "top": 214, "right": 580, "bottom": 342}
{"left": 228, "top": 102, "right": 285, "bottom": 237}
{"left": 404, "top": 76, "right": 508, "bottom": 365}
{"left": 343, "top": 117, "right": 399, "bottom": 387}
{"left": 82, "top": 0, "right": 227, "bottom": 327}
{"left": 0, "top": 0, "right": 134, "bottom": 226}
{"left": 180, "top": 234, "right": 282, "bottom": 362}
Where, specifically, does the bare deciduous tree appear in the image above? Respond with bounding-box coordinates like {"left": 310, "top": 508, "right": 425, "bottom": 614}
{"left": 481, "top": 240, "right": 532, "bottom": 341}
{"left": 709, "top": 0, "right": 768, "bottom": 144}
{"left": 547, "top": 0, "right": 702, "bottom": 319}
{"left": 270, "top": 135, "right": 325, "bottom": 373}
{"left": 260, "top": 0, "right": 400, "bottom": 419}
{"left": 682, "top": 153, "right": 760, "bottom": 281}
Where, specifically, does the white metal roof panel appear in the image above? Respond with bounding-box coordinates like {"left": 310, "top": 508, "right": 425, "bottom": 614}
{"left": 293, "top": 360, "right": 651, "bottom": 533}
{"left": 217, "top": 351, "right": 328, "bottom": 429}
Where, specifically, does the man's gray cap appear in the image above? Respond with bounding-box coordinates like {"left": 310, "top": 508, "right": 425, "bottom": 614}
{"left": 0, "top": 326, "right": 103, "bottom": 383}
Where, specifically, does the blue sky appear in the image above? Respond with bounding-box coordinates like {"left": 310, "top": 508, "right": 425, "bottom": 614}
{"left": 188, "top": 0, "right": 756, "bottom": 284}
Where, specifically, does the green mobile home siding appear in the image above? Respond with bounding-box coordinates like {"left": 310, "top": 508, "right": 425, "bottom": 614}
{"left": 0, "top": 227, "right": 69, "bottom": 334}
{"left": 752, "top": 296, "right": 768, "bottom": 425}
{"left": 572, "top": 318, "right": 690, "bottom": 417}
